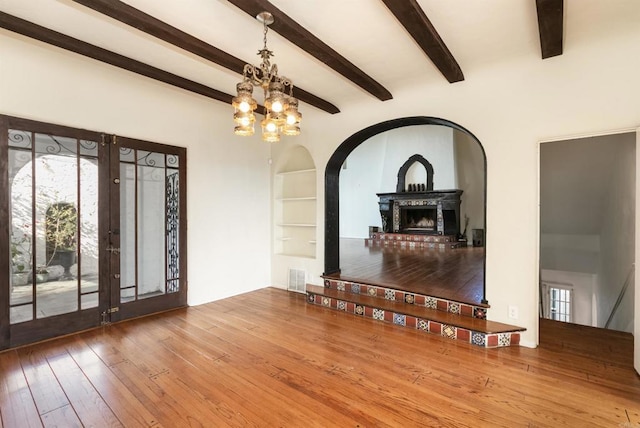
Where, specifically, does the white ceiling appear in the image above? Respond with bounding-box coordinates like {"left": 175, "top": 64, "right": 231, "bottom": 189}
{"left": 1, "top": 0, "right": 639, "bottom": 114}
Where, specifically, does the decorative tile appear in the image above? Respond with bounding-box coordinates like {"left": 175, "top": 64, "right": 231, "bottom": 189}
{"left": 393, "top": 314, "right": 406, "bottom": 326}
{"left": 487, "top": 335, "right": 498, "bottom": 347}
{"left": 337, "top": 282, "right": 346, "bottom": 292}
{"left": 373, "top": 309, "right": 385, "bottom": 320}
{"left": 364, "top": 307, "right": 374, "bottom": 317}
{"left": 510, "top": 333, "right": 521, "bottom": 345}
{"left": 350, "top": 283, "right": 361, "bottom": 294}
{"left": 322, "top": 297, "right": 331, "bottom": 307}
{"left": 395, "top": 291, "right": 404, "bottom": 301}
{"left": 384, "top": 311, "right": 393, "bottom": 322}
{"left": 425, "top": 297, "right": 437, "bottom": 309}
{"left": 330, "top": 299, "right": 338, "bottom": 309}
{"left": 471, "top": 332, "right": 486, "bottom": 347}
{"left": 460, "top": 305, "right": 473, "bottom": 317}
{"left": 307, "top": 293, "right": 315, "bottom": 303}
{"left": 314, "top": 295, "right": 322, "bottom": 305}
{"left": 448, "top": 302, "right": 460, "bottom": 314}
{"left": 430, "top": 321, "right": 442, "bottom": 334}
{"left": 367, "top": 286, "right": 377, "bottom": 296}
{"left": 437, "top": 300, "right": 448, "bottom": 311}
{"left": 355, "top": 305, "right": 364, "bottom": 316}
{"left": 442, "top": 324, "right": 457, "bottom": 339}
{"left": 417, "top": 319, "right": 429, "bottom": 331}
{"left": 474, "top": 307, "right": 487, "bottom": 319}
{"left": 346, "top": 302, "right": 355, "bottom": 313}
{"left": 414, "top": 295, "right": 426, "bottom": 305}
{"left": 404, "top": 294, "right": 415, "bottom": 304}
{"left": 406, "top": 316, "right": 417, "bottom": 328}
{"left": 337, "top": 300, "right": 346, "bottom": 311}
{"left": 457, "top": 328, "right": 471, "bottom": 342}
{"left": 384, "top": 289, "right": 396, "bottom": 300}
{"left": 324, "top": 279, "right": 330, "bottom": 287}
{"left": 498, "top": 333, "right": 511, "bottom": 347}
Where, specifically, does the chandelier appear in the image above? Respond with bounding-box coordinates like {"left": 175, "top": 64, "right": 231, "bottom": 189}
{"left": 232, "top": 11, "right": 302, "bottom": 142}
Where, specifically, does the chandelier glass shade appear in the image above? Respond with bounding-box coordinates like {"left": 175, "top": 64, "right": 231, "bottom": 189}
{"left": 232, "top": 12, "right": 301, "bottom": 142}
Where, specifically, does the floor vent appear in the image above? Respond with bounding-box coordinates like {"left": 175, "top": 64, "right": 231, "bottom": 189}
{"left": 288, "top": 269, "right": 306, "bottom": 293}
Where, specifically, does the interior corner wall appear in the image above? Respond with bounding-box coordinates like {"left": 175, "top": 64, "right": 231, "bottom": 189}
{"left": 596, "top": 135, "right": 636, "bottom": 332}
{"left": 0, "top": 32, "right": 272, "bottom": 305}
{"left": 453, "top": 130, "right": 485, "bottom": 241}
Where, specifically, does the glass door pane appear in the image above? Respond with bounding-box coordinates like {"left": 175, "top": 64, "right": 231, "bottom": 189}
{"left": 8, "top": 130, "right": 100, "bottom": 323}
{"left": 117, "top": 146, "right": 182, "bottom": 307}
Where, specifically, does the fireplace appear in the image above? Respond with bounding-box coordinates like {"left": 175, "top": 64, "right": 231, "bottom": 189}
{"left": 376, "top": 154, "right": 463, "bottom": 237}
{"left": 400, "top": 207, "right": 436, "bottom": 233}
{"left": 380, "top": 190, "right": 462, "bottom": 236}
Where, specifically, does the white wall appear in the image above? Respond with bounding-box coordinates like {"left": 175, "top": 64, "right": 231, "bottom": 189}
{"left": 540, "top": 233, "right": 600, "bottom": 274}
{"left": 597, "top": 136, "right": 635, "bottom": 332}
{"left": 281, "top": 21, "right": 640, "bottom": 352}
{"left": 339, "top": 125, "right": 456, "bottom": 239}
{"left": 0, "top": 32, "right": 272, "bottom": 305}
{"left": 454, "top": 131, "right": 485, "bottom": 241}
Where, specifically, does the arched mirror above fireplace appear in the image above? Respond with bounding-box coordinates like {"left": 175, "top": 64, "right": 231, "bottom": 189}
{"left": 325, "top": 117, "right": 487, "bottom": 305}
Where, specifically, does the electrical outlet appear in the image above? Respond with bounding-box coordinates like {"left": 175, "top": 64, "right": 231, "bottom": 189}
{"left": 508, "top": 305, "right": 519, "bottom": 319}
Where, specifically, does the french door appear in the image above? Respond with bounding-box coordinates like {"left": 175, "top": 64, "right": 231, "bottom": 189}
{"left": 0, "top": 115, "right": 187, "bottom": 350}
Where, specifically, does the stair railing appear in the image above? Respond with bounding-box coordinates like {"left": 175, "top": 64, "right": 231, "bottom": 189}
{"left": 604, "top": 263, "right": 635, "bottom": 329}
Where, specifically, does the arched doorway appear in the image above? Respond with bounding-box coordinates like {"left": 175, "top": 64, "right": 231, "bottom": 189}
{"left": 324, "top": 116, "right": 488, "bottom": 303}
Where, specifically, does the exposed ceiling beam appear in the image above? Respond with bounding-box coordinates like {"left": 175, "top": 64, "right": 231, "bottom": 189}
{"left": 536, "top": 0, "right": 564, "bottom": 59}
{"left": 0, "top": 12, "right": 268, "bottom": 114}
{"left": 70, "top": 0, "right": 339, "bottom": 114}
{"left": 380, "top": 0, "right": 464, "bottom": 83}
{"left": 226, "top": 0, "right": 393, "bottom": 101}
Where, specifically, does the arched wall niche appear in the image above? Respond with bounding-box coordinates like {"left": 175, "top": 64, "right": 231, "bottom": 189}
{"left": 324, "top": 116, "right": 488, "bottom": 302}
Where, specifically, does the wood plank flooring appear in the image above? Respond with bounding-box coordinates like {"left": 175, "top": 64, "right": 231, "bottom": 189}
{"left": 332, "top": 238, "right": 485, "bottom": 305}
{"left": 1, "top": 288, "right": 639, "bottom": 427}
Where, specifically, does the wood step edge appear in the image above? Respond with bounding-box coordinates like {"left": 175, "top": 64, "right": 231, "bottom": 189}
{"left": 307, "top": 285, "right": 524, "bottom": 335}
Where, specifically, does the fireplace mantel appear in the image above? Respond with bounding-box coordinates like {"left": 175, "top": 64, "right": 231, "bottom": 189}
{"left": 377, "top": 189, "right": 463, "bottom": 235}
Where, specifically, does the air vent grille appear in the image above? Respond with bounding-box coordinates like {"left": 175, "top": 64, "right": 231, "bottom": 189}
{"left": 288, "top": 269, "right": 306, "bottom": 293}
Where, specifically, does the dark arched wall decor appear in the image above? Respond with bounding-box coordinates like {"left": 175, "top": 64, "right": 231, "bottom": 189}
{"left": 324, "top": 116, "right": 488, "bottom": 302}
{"left": 396, "top": 154, "right": 434, "bottom": 193}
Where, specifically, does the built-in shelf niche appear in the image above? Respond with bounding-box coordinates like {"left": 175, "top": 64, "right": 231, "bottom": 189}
{"left": 274, "top": 148, "right": 316, "bottom": 258}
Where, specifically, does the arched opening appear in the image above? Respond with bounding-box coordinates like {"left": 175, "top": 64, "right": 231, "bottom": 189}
{"left": 324, "top": 116, "right": 488, "bottom": 304}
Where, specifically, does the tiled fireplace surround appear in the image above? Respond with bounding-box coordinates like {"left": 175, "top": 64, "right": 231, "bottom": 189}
{"left": 307, "top": 278, "right": 524, "bottom": 348}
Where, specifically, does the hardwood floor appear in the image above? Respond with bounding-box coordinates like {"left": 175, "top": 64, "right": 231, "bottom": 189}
{"left": 332, "top": 238, "right": 485, "bottom": 305}
{"left": 1, "top": 288, "right": 638, "bottom": 427}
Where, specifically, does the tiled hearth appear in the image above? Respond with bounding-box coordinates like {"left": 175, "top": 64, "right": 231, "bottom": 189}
{"left": 307, "top": 278, "right": 525, "bottom": 348}
{"left": 365, "top": 232, "right": 465, "bottom": 249}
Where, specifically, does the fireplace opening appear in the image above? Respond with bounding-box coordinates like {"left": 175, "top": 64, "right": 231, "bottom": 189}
{"left": 401, "top": 208, "right": 436, "bottom": 233}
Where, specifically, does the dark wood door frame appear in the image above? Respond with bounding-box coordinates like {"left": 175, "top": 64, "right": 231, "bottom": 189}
{"left": 323, "top": 116, "right": 488, "bottom": 302}
{"left": 0, "top": 115, "right": 187, "bottom": 350}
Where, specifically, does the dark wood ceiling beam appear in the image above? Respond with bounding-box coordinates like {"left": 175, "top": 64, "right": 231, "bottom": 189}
{"left": 0, "top": 12, "right": 268, "bottom": 114}
{"left": 536, "top": 0, "right": 564, "bottom": 59}
{"left": 381, "top": 0, "right": 464, "bottom": 83}
{"left": 226, "top": 0, "right": 393, "bottom": 101}
{"left": 70, "top": 0, "right": 339, "bottom": 114}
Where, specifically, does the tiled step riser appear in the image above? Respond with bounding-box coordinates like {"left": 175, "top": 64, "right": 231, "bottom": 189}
{"left": 365, "top": 239, "right": 465, "bottom": 250}
{"left": 323, "top": 278, "right": 488, "bottom": 320}
{"left": 367, "top": 233, "right": 466, "bottom": 249}
{"left": 307, "top": 293, "right": 519, "bottom": 348}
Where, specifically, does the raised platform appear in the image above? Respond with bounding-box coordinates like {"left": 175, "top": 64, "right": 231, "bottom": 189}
{"left": 365, "top": 232, "right": 466, "bottom": 249}
{"left": 308, "top": 278, "right": 525, "bottom": 348}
